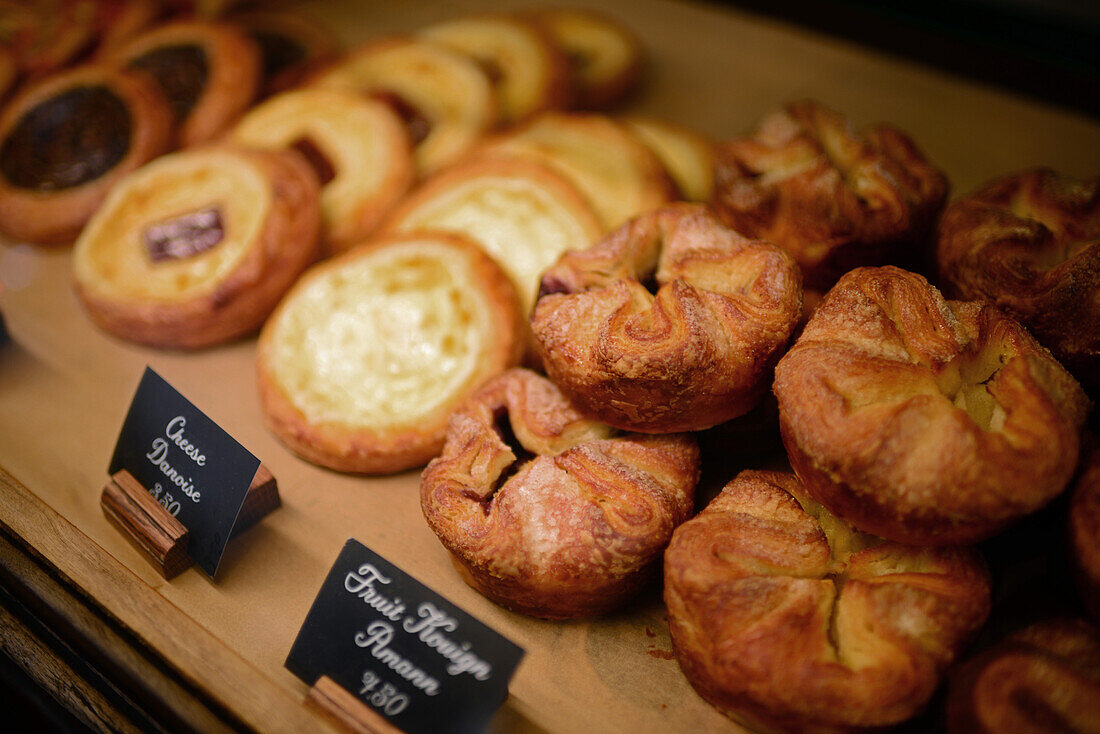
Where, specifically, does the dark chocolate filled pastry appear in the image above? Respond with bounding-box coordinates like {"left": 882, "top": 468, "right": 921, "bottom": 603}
{"left": 665, "top": 470, "right": 991, "bottom": 734}
{"left": 936, "top": 168, "right": 1099, "bottom": 396}
{"left": 711, "top": 100, "right": 949, "bottom": 291}
{"left": 946, "top": 618, "right": 1100, "bottom": 734}
{"left": 774, "top": 266, "right": 1090, "bottom": 546}
{"left": 107, "top": 19, "right": 260, "bottom": 147}
{"left": 0, "top": 63, "right": 172, "bottom": 244}
{"left": 226, "top": 9, "right": 339, "bottom": 97}
{"left": 72, "top": 145, "right": 321, "bottom": 349}
{"left": 421, "top": 368, "right": 699, "bottom": 619}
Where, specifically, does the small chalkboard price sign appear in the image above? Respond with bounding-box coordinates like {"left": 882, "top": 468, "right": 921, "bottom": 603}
{"left": 101, "top": 367, "right": 279, "bottom": 579}
{"left": 287, "top": 539, "right": 525, "bottom": 734}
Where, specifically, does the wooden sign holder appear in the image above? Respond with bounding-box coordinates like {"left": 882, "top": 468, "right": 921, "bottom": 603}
{"left": 100, "top": 465, "right": 279, "bottom": 579}
{"left": 306, "top": 676, "right": 404, "bottom": 734}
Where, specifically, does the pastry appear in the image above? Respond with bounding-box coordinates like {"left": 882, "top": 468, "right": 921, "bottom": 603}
{"left": 474, "top": 111, "right": 675, "bottom": 230}
{"left": 665, "top": 469, "right": 991, "bottom": 734}
{"left": 532, "top": 203, "right": 802, "bottom": 433}
{"left": 1, "top": 0, "right": 99, "bottom": 78}
{"left": 226, "top": 9, "right": 339, "bottom": 97}
{"left": 421, "top": 367, "right": 699, "bottom": 619}
{"left": 0, "top": 63, "right": 172, "bottom": 244}
{"left": 1071, "top": 448, "right": 1100, "bottom": 622}
{"left": 93, "top": 0, "right": 161, "bottom": 57}
{"left": 383, "top": 156, "right": 602, "bottom": 318}
{"left": 107, "top": 19, "right": 261, "bottom": 147}
{"left": 530, "top": 8, "right": 643, "bottom": 110}
{"left": 257, "top": 233, "right": 524, "bottom": 475}
{"left": 946, "top": 618, "right": 1100, "bottom": 734}
{"left": 624, "top": 115, "right": 715, "bottom": 203}
{"left": 72, "top": 145, "right": 320, "bottom": 348}
{"left": 711, "top": 100, "right": 949, "bottom": 291}
{"left": 311, "top": 36, "right": 497, "bottom": 176}
{"left": 936, "top": 168, "right": 1099, "bottom": 395}
{"left": 418, "top": 13, "right": 570, "bottom": 126}
{"left": 230, "top": 86, "right": 415, "bottom": 255}
{"left": 773, "top": 265, "right": 1090, "bottom": 546}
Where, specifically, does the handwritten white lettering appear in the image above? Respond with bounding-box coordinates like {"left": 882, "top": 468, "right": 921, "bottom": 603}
{"left": 345, "top": 564, "right": 406, "bottom": 622}
{"left": 145, "top": 438, "right": 201, "bottom": 503}
{"left": 405, "top": 603, "right": 492, "bottom": 680}
{"left": 354, "top": 621, "right": 440, "bottom": 695}
{"left": 165, "top": 416, "right": 206, "bottom": 466}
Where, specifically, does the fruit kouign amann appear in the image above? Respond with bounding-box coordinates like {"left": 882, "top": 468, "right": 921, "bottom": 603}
{"left": 665, "top": 470, "right": 991, "bottom": 734}
{"left": 712, "top": 100, "right": 949, "bottom": 291}
{"left": 532, "top": 203, "right": 802, "bottom": 433}
{"left": 0, "top": 63, "right": 172, "bottom": 243}
{"left": 257, "top": 233, "right": 524, "bottom": 475}
{"left": 774, "top": 265, "right": 1090, "bottom": 546}
{"left": 936, "top": 168, "right": 1099, "bottom": 395}
{"left": 421, "top": 368, "right": 699, "bottom": 619}
{"left": 72, "top": 145, "right": 320, "bottom": 348}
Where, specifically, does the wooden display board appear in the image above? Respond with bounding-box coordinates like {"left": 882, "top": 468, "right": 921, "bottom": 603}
{"left": 1, "top": 0, "right": 1098, "bottom": 732}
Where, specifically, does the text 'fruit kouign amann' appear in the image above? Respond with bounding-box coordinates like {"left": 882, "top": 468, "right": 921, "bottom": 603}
{"left": 532, "top": 203, "right": 802, "bottom": 433}
{"left": 946, "top": 618, "right": 1100, "bottom": 734}
{"left": 421, "top": 368, "right": 699, "bottom": 619}
{"left": 73, "top": 144, "right": 321, "bottom": 349}
{"left": 773, "top": 266, "right": 1090, "bottom": 546}
{"left": 711, "top": 100, "right": 949, "bottom": 291}
{"left": 257, "top": 233, "right": 524, "bottom": 475}
{"left": 664, "top": 470, "right": 991, "bottom": 734}
{"left": 936, "top": 167, "right": 1099, "bottom": 396}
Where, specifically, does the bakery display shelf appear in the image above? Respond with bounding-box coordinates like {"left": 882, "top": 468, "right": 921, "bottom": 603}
{"left": 1, "top": 0, "right": 1099, "bottom": 732}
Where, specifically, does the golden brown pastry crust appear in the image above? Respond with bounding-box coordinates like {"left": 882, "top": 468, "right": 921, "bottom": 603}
{"left": 945, "top": 618, "right": 1100, "bottom": 734}
{"left": 1071, "top": 448, "right": 1100, "bottom": 623}
{"left": 226, "top": 9, "right": 340, "bottom": 97}
{"left": 257, "top": 233, "right": 524, "bottom": 475}
{"left": 936, "top": 168, "right": 1100, "bottom": 395}
{"left": 107, "top": 19, "right": 261, "bottom": 147}
{"left": 711, "top": 100, "right": 949, "bottom": 290}
{"left": 421, "top": 368, "right": 699, "bottom": 619}
{"left": 72, "top": 145, "right": 320, "bottom": 348}
{"left": 0, "top": 63, "right": 172, "bottom": 244}
{"left": 774, "top": 266, "right": 1090, "bottom": 546}
{"left": 532, "top": 203, "right": 802, "bottom": 433}
{"left": 664, "top": 470, "right": 991, "bottom": 734}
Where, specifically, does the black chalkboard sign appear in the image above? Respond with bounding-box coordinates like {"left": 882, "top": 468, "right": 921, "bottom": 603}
{"left": 287, "top": 539, "right": 525, "bottom": 734}
{"left": 109, "top": 367, "right": 260, "bottom": 577}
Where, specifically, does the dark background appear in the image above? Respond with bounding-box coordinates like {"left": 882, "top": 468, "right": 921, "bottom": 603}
{"left": 715, "top": 0, "right": 1100, "bottom": 119}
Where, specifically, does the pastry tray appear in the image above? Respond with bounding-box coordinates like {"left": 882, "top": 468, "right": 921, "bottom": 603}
{"left": 1, "top": 0, "right": 1098, "bottom": 732}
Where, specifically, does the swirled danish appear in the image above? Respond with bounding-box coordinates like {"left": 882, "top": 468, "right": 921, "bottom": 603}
{"left": 936, "top": 168, "right": 1099, "bottom": 395}
{"left": 532, "top": 203, "right": 802, "bottom": 433}
{"left": 711, "top": 100, "right": 948, "bottom": 291}
{"left": 258, "top": 233, "right": 524, "bottom": 474}
{"left": 774, "top": 266, "right": 1090, "bottom": 546}
{"left": 421, "top": 368, "right": 699, "bottom": 619}
{"left": 665, "top": 470, "right": 991, "bottom": 734}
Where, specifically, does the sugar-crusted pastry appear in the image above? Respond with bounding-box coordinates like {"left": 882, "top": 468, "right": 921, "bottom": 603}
{"left": 107, "top": 19, "right": 261, "bottom": 147}
{"left": 1071, "top": 448, "right": 1100, "bottom": 623}
{"left": 418, "top": 13, "right": 570, "bottom": 127}
{"left": 383, "top": 156, "right": 602, "bottom": 318}
{"left": 421, "top": 367, "right": 699, "bottom": 619}
{"left": 946, "top": 618, "right": 1100, "bottom": 734}
{"left": 774, "top": 266, "right": 1090, "bottom": 546}
{"left": 665, "top": 470, "right": 991, "bottom": 734}
{"left": 936, "top": 168, "right": 1099, "bottom": 396}
{"left": 257, "top": 233, "right": 524, "bottom": 475}
{"left": 226, "top": 9, "right": 340, "bottom": 97}
{"left": 0, "top": 63, "right": 172, "bottom": 244}
{"left": 532, "top": 203, "right": 802, "bottom": 433}
{"left": 712, "top": 100, "right": 949, "bottom": 290}
{"left": 474, "top": 111, "right": 675, "bottom": 231}
{"left": 624, "top": 115, "right": 715, "bottom": 203}
{"left": 311, "top": 36, "right": 497, "bottom": 176}
{"left": 72, "top": 145, "right": 320, "bottom": 348}
{"left": 530, "top": 8, "right": 643, "bottom": 110}
{"left": 230, "top": 86, "right": 414, "bottom": 255}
